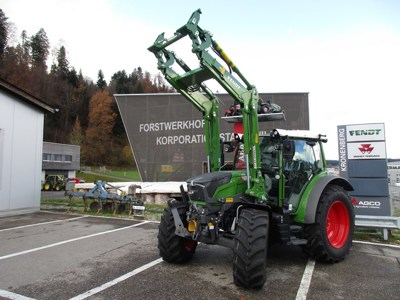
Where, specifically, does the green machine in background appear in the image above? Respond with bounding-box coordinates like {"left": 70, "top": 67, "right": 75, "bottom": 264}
{"left": 148, "top": 9, "right": 355, "bottom": 289}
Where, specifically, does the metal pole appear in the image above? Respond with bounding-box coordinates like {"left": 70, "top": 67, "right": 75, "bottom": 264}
{"left": 245, "top": 154, "right": 250, "bottom": 189}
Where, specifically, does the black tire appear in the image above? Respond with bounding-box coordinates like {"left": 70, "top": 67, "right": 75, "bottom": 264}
{"left": 233, "top": 208, "right": 269, "bottom": 290}
{"left": 158, "top": 205, "right": 197, "bottom": 263}
{"left": 303, "top": 184, "right": 354, "bottom": 263}
{"left": 89, "top": 201, "right": 99, "bottom": 211}
{"left": 103, "top": 202, "right": 113, "bottom": 212}
{"left": 117, "top": 203, "right": 127, "bottom": 214}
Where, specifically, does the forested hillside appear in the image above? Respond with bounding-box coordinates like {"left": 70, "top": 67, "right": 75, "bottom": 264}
{"left": 0, "top": 9, "right": 173, "bottom": 167}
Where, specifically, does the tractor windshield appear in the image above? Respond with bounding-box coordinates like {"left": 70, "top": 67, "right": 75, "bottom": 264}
{"left": 292, "top": 140, "right": 323, "bottom": 173}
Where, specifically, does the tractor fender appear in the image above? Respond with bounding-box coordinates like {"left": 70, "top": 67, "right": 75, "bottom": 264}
{"left": 304, "top": 175, "right": 353, "bottom": 224}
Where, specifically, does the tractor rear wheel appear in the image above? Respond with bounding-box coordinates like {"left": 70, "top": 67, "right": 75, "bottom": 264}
{"left": 158, "top": 204, "right": 197, "bottom": 263}
{"left": 303, "top": 184, "right": 354, "bottom": 263}
{"left": 233, "top": 208, "right": 269, "bottom": 289}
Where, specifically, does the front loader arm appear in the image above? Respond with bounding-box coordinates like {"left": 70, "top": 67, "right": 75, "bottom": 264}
{"left": 148, "top": 9, "right": 265, "bottom": 201}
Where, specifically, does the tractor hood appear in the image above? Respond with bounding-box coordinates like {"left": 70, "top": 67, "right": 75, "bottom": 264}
{"left": 187, "top": 172, "right": 232, "bottom": 198}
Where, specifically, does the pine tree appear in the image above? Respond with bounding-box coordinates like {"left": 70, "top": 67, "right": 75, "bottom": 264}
{"left": 97, "top": 70, "right": 107, "bottom": 90}
{"left": 20, "top": 30, "right": 31, "bottom": 67}
{"left": 30, "top": 28, "right": 49, "bottom": 70}
{"left": 0, "top": 9, "right": 9, "bottom": 59}
{"left": 56, "top": 45, "right": 69, "bottom": 79}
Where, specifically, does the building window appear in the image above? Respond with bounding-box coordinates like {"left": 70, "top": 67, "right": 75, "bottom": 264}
{"left": 64, "top": 155, "right": 72, "bottom": 162}
{"left": 42, "top": 153, "right": 72, "bottom": 163}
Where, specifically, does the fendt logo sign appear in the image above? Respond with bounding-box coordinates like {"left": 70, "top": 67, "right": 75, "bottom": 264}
{"left": 346, "top": 124, "right": 385, "bottom": 142}
{"left": 349, "top": 129, "right": 382, "bottom": 138}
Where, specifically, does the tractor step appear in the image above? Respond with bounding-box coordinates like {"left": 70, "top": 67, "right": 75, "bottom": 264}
{"left": 289, "top": 236, "right": 307, "bottom": 246}
{"left": 290, "top": 225, "right": 303, "bottom": 233}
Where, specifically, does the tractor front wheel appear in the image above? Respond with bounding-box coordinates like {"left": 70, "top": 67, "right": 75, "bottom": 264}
{"left": 158, "top": 204, "right": 197, "bottom": 264}
{"left": 303, "top": 184, "right": 354, "bottom": 263}
{"left": 43, "top": 182, "right": 52, "bottom": 191}
{"left": 233, "top": 208, "right": 269, "bottom": 289}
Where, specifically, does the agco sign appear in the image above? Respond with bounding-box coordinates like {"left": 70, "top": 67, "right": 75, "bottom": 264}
{"left": 352, "top": 198, "right": 381, "bottom": 209}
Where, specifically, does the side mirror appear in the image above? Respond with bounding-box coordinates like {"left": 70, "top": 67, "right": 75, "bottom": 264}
{"left": 283, "top": 140, "right": 295, "bottom": 161}
{"left": 223, "top": 141, "right": 235, "bottom": 153}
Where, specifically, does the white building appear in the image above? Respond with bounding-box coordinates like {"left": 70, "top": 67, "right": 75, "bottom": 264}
{"left": 388, "top": 161, "right": 400, "bottom": 186}
{"left": 0, "top": 78, "right": 54, "bottom": 216}
{"left": 42, "top": 142, "right": 81, "bottom": 179}
{"left": 388, "top": 160, "right": 400, "bottom": 202}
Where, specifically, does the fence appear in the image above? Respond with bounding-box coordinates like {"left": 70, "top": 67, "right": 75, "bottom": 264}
{"left": 355, "top": 215, "right": 400, "bottom": 240}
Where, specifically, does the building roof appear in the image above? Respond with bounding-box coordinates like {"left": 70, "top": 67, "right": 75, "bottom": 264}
{"left": 0, "top": 77, "right": 55, "bottom": 113}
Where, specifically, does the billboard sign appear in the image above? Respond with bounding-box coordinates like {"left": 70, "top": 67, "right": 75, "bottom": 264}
{"left": 116, "top": 93, "right": 309, "bottom": 182}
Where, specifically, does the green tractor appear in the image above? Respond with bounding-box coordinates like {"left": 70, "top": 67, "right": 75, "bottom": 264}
{"left": 41, "top": 174, "right": 66, "bottom": 191}
{"left": 148, "top": 9, "right": 354, "bottom": 289}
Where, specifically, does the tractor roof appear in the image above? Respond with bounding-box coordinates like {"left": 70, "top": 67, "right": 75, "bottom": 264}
{"left": 264, "top": 129, "right": 328, "bottom": 142}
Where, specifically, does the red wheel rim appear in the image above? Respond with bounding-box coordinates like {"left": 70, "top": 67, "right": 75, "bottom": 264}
{"left": 326, "top": 201, "right": 350, "bottom": 248}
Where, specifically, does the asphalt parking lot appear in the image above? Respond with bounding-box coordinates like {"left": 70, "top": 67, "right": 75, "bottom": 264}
{"left": 0, "top": 211, "right": 399, "bottom": 300}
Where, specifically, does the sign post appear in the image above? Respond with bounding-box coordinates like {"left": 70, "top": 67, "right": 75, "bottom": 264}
{"left": 337, "top": 123, "right": 390, "bottom": 216}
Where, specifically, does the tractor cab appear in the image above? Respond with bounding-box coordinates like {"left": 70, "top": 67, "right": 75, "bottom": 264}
{"left": 228, "top": 129, "right": 327, "bottom": 211}
{"left": 263, "top": 129, "right": 326, "bottom": 210}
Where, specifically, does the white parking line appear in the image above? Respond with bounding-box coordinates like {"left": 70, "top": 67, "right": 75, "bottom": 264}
{"left": 0, "top": 221, "right": 150, "bottom": 261}
{"left": 0, "top": 216, "right": 88, "bottom": 232}
{"left": 71, "top": 255, "right": 317, "bottom": 300}
{"left": 0, "top": 289, "right": 37, "bottom": 300}
{"left": 293, "top": 240, "right": 400, "bottom": 300}
{"left": 69, "top": 258, "right": 163, "bottom": 300}
{"left": 295, "top": 259, "right": 315, "bottom": 300}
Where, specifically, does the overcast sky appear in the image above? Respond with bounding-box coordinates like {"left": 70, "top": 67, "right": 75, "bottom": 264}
{"left": 2, "top": 0, "right": 400, "bottom": 160}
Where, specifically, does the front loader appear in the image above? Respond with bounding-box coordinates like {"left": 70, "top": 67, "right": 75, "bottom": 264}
{"left": 148, "top": 9, "right": 355, "bottom": 289}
